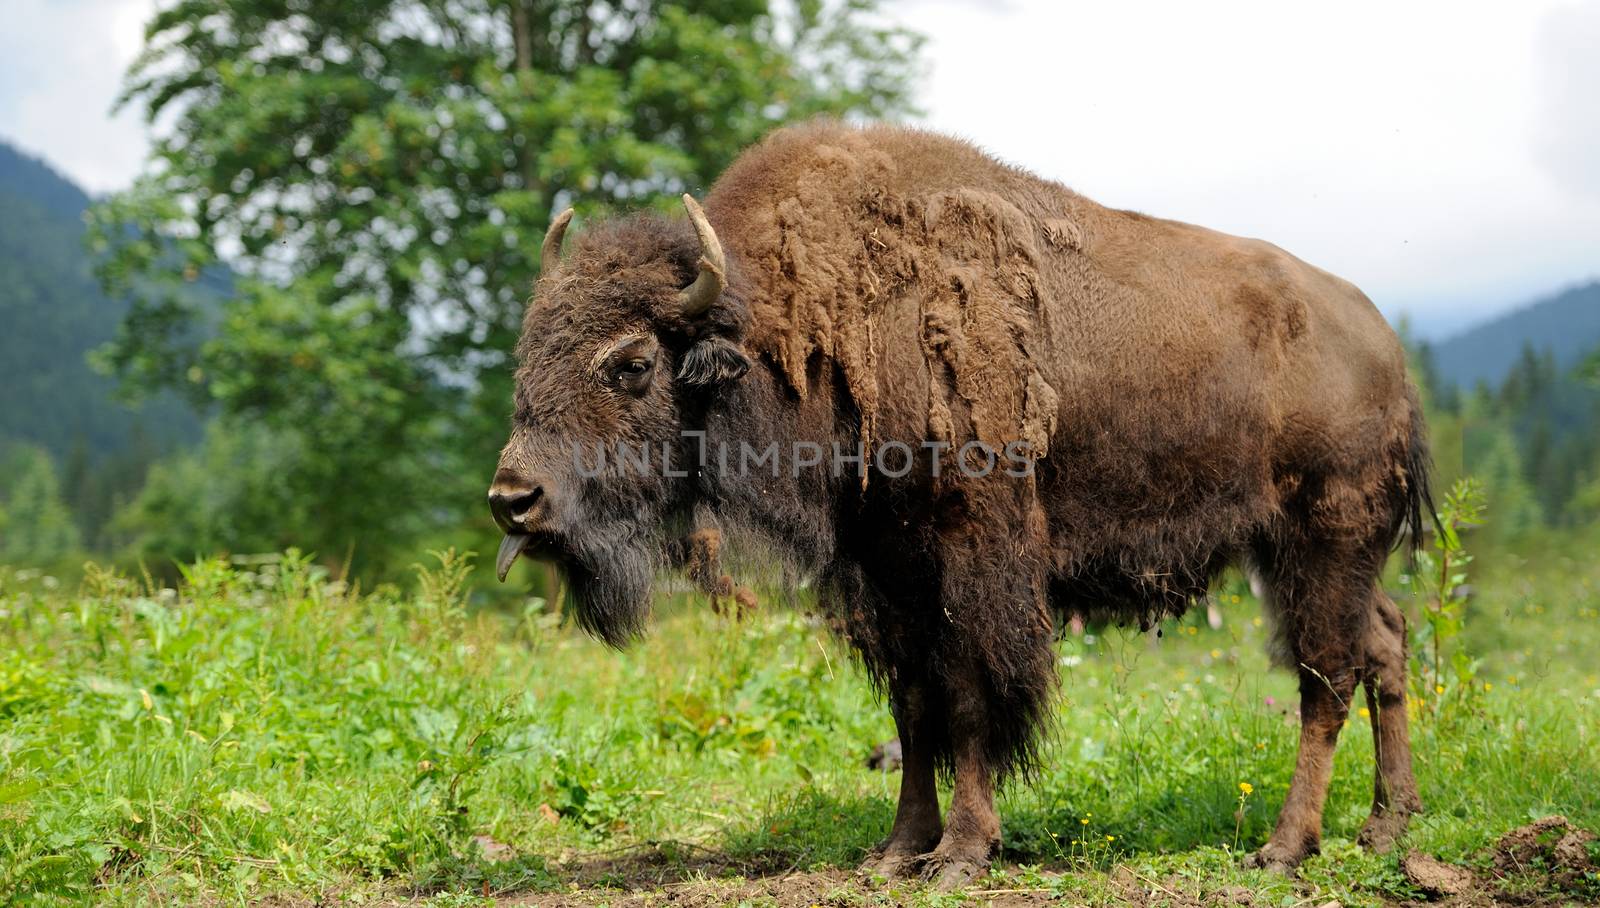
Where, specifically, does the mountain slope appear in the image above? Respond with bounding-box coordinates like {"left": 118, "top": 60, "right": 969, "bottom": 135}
{"left": 1431, "top": 281, "right": 1600, "bottom": 389}
{"left": 0, "top": 140, "right": 91, "bottom": 220}
{"left": 0, "top": 140, "right": 199, "bottom": 464}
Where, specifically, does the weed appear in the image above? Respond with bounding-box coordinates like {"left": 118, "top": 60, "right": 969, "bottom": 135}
{"left": 1403, "top": 478, "right": 1488, "bottom": 712}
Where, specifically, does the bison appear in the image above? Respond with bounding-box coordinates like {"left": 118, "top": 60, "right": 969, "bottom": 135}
{"left": 489, "top": 122, "right": 1431, "bottom": 887}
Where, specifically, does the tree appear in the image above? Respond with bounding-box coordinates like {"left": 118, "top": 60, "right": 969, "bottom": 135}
{"left": 92, "top": 0, "right": 921, "bottom": 572}
{"left": 0, "top": 446, "right": 82, "bottom": 566}
{"left": 112, "top": 420, "right": 313, "bottom": 563}
{"left": 1468, "top": 427, "right": 1544, "bottom": 545}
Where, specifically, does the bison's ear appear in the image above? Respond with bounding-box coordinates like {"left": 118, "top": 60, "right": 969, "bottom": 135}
{"left": 677, "top": 337, "right": 751, "bottom": 387}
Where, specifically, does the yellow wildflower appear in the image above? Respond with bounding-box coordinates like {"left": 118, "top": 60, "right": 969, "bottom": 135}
{"left": 1239, "top": 782, "right": 1254, "bottom": 796}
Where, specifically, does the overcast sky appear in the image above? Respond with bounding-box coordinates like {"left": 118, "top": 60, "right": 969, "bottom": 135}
{"left": 2, "top": 0, "right": 1596, "bottom": 337}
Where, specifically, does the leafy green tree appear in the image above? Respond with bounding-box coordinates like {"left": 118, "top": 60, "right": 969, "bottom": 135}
{"left": 1469, "top": 429, "right": 1543, "bottom": 544}
{"left": 112, "top": 420, "right": 314, "bottom": 563}
{"left": 1409, "top": 337, "right": 1460, "bottom": 414}
{"left": 92, "top": 0, "right": 921, "bottom": 572}
{"left": 1574, "top": 471, "right": 1600, "bottom": 518}
{"left": 0, "top": 446, "right": 82, "bottom": 565}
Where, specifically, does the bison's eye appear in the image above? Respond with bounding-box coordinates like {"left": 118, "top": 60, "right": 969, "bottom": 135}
{"left": 603, "top": 336, "right": 658, "bottom": 394}
{"left": 612, "top": 353, "right": 655, "bottom": 393}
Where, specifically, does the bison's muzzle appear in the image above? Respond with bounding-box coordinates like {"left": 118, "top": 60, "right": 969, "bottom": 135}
{"left": 488, "top": 473, "right": 556, "bottom": 581}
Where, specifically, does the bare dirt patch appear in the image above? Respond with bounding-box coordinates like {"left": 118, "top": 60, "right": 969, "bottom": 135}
{"left": 1389, "top": 816, "right": 1599, "bottom": 908}
{"left": 351, "top": 819, "right": 1600, "bottom": 908}
{"left": 1402, "top": 851, "right": 1475, "bottom": 898}
{"left": 502, "top": 869, "right": 855, "bottom": 908}
{"left": 1490, "top": 814, "right": 1597, "bottom": 891}
{"left": 485, "top": 823, "right": 1600, "bottom": 908}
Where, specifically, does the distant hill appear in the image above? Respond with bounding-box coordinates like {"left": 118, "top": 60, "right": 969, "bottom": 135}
{"left": 0, "top": 142, "right": 92, "bottom": 220}
{"left": 1430, "top": 281, "right": 1600, "bottom": 390}
{"left": 0, "top": 140, "right": 200, "bottom": 466}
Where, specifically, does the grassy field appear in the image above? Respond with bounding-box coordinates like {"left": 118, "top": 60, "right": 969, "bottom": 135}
{"left": 2, "top": 544, "right": 1597, "bottom": 906}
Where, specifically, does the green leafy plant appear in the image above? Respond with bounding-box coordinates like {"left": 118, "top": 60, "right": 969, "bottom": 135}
{"left": 540, "top": 751, "right": 640, "bottom": 835}
{"left": 414, "top": 547, "right": 476, "bottom": 634}
{"left": 1403, "top": 477, "right": 1487, "bottom": 711}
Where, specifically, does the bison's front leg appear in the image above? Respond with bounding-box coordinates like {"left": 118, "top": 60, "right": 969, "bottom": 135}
{"left": 904, "top": 530, "right": 1054, "bottom": 890}
{"left": 916, "top": 658, "right": 1002, "bottom": 889}
{"left": 919, "top": 731, "right": 1000, "bottom": 888}
{"left": 862, "top": 682, "right": 943, "bottom": 878}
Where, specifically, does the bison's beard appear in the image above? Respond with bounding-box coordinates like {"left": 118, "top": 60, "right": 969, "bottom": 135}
{"left": 554, "top": 529, "right": 658, "bottom": 648}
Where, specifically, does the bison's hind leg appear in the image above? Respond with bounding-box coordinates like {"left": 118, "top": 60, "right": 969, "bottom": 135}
{"left": 1245, "top": 512, "right": 1392, "bottom": 873}
{"left": 1357, "top": 588, "right": 1423, "bottom": 852}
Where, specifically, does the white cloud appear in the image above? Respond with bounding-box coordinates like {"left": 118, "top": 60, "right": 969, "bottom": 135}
{"left": 1535, "top": 2, "right": 1600, "bottom": 201}
{"left": 0, "top": 0, "right": 157, "bottom": 195}
{"left": 904, "top": 0, "right": 1600, "bottom": 333}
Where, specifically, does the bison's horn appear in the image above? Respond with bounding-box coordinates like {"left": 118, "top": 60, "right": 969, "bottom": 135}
{"left": 541, "top": 207, "right": 574, "bottom": 276}
{"left": 677, "top": 194, "right": 725, "bottom": 318}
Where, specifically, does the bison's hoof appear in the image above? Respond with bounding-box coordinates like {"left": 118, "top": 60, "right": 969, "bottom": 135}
{"left": 916, "top": 850, "right": 989, "bottom": 890}
{"left": 859, "top": 850, "right": 923, "bottom": 881}
{"left": 1244, "top": 842, "right": 1305, "bottom": 876}
{"left": 1358, "top": 808, "right": 1415, "bottom": 854}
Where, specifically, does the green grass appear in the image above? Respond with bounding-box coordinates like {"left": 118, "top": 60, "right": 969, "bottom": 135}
{"left": 1, "top": 547, "right": 1597, "bottom": 905}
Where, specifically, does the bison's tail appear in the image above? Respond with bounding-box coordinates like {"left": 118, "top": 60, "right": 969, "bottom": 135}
{"left": 1392, "top": 390, "right": 1439, "bottom": 560}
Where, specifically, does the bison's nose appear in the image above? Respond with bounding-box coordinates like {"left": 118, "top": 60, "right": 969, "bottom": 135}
{"left": 488, "top": 477, "right": 546, "bottom": 533}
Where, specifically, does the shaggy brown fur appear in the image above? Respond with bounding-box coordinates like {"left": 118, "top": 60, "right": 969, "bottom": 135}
{"left": 490, "top": 121, "right": 1432, "bottom": 888}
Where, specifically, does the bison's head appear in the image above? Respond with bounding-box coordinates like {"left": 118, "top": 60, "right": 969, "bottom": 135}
{"left": 489, "top": 196, "right": 751, "bottom": 645}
